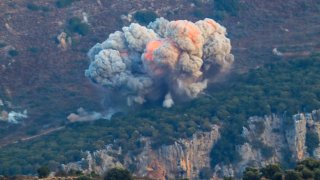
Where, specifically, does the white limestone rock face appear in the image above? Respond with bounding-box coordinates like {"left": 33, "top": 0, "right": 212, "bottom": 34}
{"left": 62, "top": 126, "right": 220, "bottom": 180}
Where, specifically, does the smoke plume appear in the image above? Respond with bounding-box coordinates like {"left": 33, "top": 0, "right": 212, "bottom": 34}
{"left": 0, "top": 110, "right": 28, "bottom": 124}
{"left": 85, "top": 18, "right": 234, "bottom": 108}
{"left": 67, "top": 107, "right": 112, "bottom": 123}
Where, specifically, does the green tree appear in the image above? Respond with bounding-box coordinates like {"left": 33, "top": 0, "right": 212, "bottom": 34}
{"left": 56, "top": 0, "right": 75, "bottom": 8}
{"left": 274, "top": 172, "right": 283, "bottom": 180}
{"left": 67, "top": 17, "right": 89, "bottom": 36}
{"left": 314, "top": 168, "right": 320, "bottom": 180}
{"left": 243, "top": 167, "right": 260, "bottom": 180}
{"left": 133, "top": 10, "right": 158, "bottom": 25}
{"left": 8, "top": 49, "right": 19, "bottom": 57}
{"left": 223, "top": 177, "right": 234, "bottom": 180}
{"left": 214, "top": 0, "right": 239, "bottom": 16}
{"left": 104, "top": 168, "right": 133, "bottom": 180}
{"left": 77, "top": 175, "right": 92, "bottom": 180}
{"left": 284, "top": 170, "right": 302, "bottom": 180}
{"left": 37, "top": 165, "right": 50, "bottom": 178}
{"left": 301, "top": 168, "right": 314, "bottom": 179}
{"left": 260, "top": 164, "right": 282, "bottom": 179}
{"left": 306, "top": 131, "right": 320, "bottom": 155}
{"left": 299, "top": 158, "right": 320, "bottom": 170}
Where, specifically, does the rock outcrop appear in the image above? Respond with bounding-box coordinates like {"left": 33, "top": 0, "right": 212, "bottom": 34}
{"left": 131, "top": 125, "right": 220, "bottom": 179}
{"left": 213, "top": 111, "right": 320, "bottom": 179}
{"left": 57, "top": 32, "right": 71, "bottom": 51}
{"left": 287, "top": 113, "right": 307, "bottom": 160}
{"left": 62, "top": 145, "right": 123, "bottom": 174}
{"left": 213, "top": 114, "right": 289, "bottom": 178}
{"left": 62, "top": 125, "right": 220, "bottom": 179}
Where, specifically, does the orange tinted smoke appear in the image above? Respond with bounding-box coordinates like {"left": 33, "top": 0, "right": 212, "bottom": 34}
{"left": 171, "top": 21, "right": 202, "bottom": 47}
{"left": 144, "top": 40, "right": 164, "bottom": 61}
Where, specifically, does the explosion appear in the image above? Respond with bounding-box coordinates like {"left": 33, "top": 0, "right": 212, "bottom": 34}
{"left": 85, "top": 18, "right": 234, "bottom": 108}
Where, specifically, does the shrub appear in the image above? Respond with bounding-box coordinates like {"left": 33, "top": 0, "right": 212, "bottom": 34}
{"left": 0, "top": 42, "right": 6, "bottom": 48}
{"left": 27, "top": 3, "right": 50, "bottom": 12}
{"left": 306, "top": 131, "right": 320, "bottom": 155}
{"left": 8, "top": 49, "right": 19, "bottom": 57}
{"left": 37, "top": 166, "right": 50, "bottom": 178}
{"left": 77, "top": 175, "right": 92, "bottom": 180}
{"left": 67, "top": 17, "right": 89, "bottom": 36}
{"left": 314, "top": 169, "right": 320, "bottom": 180}
{"left": 245, "top": 160, "right": 320, "bottom": 180}
{"left": 68, "top": 169, "right": 83, "bottom": 176}
{"left": 56, "top": 0, "right": 76, "bottom": 8}
{"left": 302, "top": 168, "right": 314, "bottom": 179}
{"left": 214, "top": 0, "right": 239, "bottom": 16}
{"left": 260, "top": 164, "right": 282, "bottom": 179}
{"left": 243, "top": 167, "right": 260, "bottom": 180}
{"left": 274, "top": 172, "right": 283, "bottom": 180}
{"left": 27, "top": 3, "right": 40, "bottom": 11}
{"left": 284, "top": 170, "right": 302, "bottom": 180}
{"left": 133, "top": 10, "right": 158, "bottom": 25}
{"left": 223, "top": 177, "right": 234, "bottom": 180}
{"left": 104, "top": 168, "right": 133, "bottom": 180}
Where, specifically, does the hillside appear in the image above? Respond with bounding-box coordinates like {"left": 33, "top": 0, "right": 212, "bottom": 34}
{"left": 0, "top": 0, "right": 319, "bottom": 145}
{"left": 1, "top": 55, "right": 320, "bottom": 177}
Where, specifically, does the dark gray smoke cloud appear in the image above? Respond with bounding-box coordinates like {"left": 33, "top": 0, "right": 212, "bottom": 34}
{"left": 85, "top": 18, "right": 234, "bottom": 108}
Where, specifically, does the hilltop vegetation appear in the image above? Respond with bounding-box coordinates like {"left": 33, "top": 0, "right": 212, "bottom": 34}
{"left": 0, "top": 54, "right": 320, "bottom": 175}
{"left": 243, "top": 158, "right": 320, "bottom": 180}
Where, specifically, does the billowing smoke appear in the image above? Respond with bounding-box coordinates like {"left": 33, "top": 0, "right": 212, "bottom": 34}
{"left": 0, "top": 110, "right": 28, "bottom": 124}
{"left": 67, "top": 107, "right": 112, "bottom": 123}
{"left": 85, "top": 18, "right": 234, "bottom": 108}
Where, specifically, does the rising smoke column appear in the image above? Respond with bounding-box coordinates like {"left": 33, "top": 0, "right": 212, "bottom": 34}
{"left": 85, "top": 18, "right": 234, "bottom": 108}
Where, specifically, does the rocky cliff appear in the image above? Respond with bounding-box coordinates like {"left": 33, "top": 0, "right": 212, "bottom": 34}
{"left": 130, "top": 125, "right": 220, "bottom": 179}
{"left": 214, "top": 110, "right": 320, "bottom": 179}
{"left": 62, "top": 125, "right": 220, "bottom": 179}
{"left": 62, "top": 110, "right": 320, "bottom": 179}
